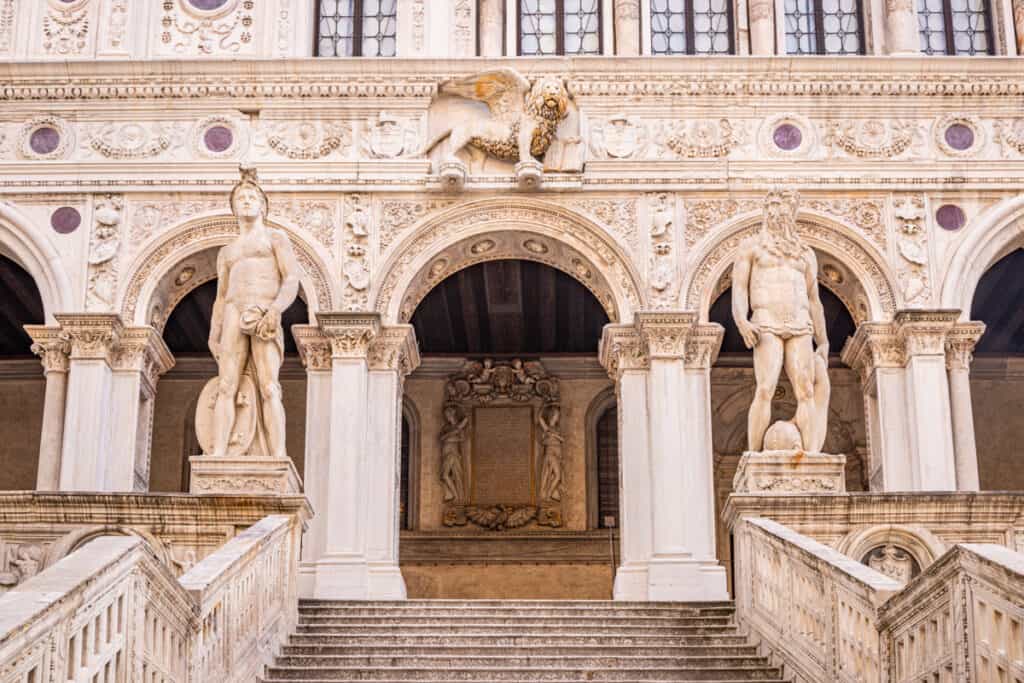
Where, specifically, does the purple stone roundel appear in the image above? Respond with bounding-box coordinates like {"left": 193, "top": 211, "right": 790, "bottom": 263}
{"left": 50, "top": 207, "right": 81, "bottom": 234}
{"left": 203, "top": 125, "right": 234, "bottom": 153}
{"left": 773, "top": 123, "right": 803, "bottom": 151}
{"left": 936, "top": 204, "right": 967, "bottom": 231}
{"left": 944, "top": 123, "right": 975, "bottom": 151}
{"left": 187, "top": 0, "right": 229, "bottom": 10}
{"left": 29, "top": 127, "right": 61, "bottom": 155}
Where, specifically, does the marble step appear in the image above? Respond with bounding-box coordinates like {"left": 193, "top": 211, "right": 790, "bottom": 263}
{"left": 295, "top": 624, "right": 738, "bottom": 636}
{"left": 299, "top": 601, "right": 735, "bottom": 608}
{"left": 286, "top": 634, "right": 753, "bottom": 648}
{"left": 272, "top": 655, "right": 773, "bottom": 669}
{"left": 261, "top": 666, "right": 784, "bottom": 681}
{"left": 298, "top": 606, "right": 736, "bottom": 618}
{"left": 297, "top": 616, "right": 735, "bottom": 627}
{"left": 280, "top": 645, "right": 761, "bottom": 658}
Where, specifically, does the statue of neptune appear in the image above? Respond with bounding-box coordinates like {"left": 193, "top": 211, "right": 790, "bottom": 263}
{"left": 731, "top": 190, "right": 831, "bottom": 453}
{"left": 207, "top": 167, "right": 300, "bottom": 459}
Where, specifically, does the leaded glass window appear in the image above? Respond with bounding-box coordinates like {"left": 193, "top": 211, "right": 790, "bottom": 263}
{"left": 316, "top": 0, "right": 397, "bottom": 57}
{"left": 784, "top": 0, "right": 863, "bottom": 54}
{"left": 519, "top": 0, "right": 602, "bottom": 55}
{"left": 651, "top": 0, "right": 734, "bottom": 54}
{"left": 918, "top": 0, "right": 992, "bottom": 54}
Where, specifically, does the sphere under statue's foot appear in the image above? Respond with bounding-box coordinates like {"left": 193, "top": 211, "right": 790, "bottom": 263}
{"left": 438, "top": 159, "right": 468, "bottom": 192}
{"left": 515, "top": 160, "right": 543, "bottom": 190}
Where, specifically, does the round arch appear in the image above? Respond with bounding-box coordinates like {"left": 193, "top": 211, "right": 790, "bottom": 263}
{"left": 584, "top": 386, "right": 617, "bottom": 530}
{"left": 681, "top": 210, "right": 899, "bottom": 323}
{"left": 118, "top": 212, "right": 340, "bottom": 328}
{"left": 0, "top": 203, "right": 74, "bottom": 321}
{"left": 836, "top": 524, "right": 946, "bottom": 573}
{"left": 372, "top": 198, "right": 646, "bottom": 324}
{"left": 940, "top": 194, "right": 1024, "bottom": 318}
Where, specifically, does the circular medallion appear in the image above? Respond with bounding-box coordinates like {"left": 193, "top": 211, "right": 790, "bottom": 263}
{"left": 944, "top": 124, "right": 974, "bottom": 151}
{"left": 935, "top": 204, "right": 966, "bottom": 231}
{"left": 29, "top": 127, "right": 61, "bottom": 155}
{"left": 203, "top": 126, "right": 234, "bottom": 153}
{"left": 187, "top": 0, "right": 229, "bottom": 9}
{"left": 50, "top": 207, "right": 82, "bottom": 234}
{"left": 470, "top": 239, "right": 496, "bottom": 255}
{"left": 773, "top": 123, "right": 803, "bottom": 151}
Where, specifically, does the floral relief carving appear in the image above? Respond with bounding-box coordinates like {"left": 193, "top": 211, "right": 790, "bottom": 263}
{"left": 569, "top": 198, "right": 638, "bottom": 251}
{"left": 994, "top": 118, "right": 1024, "bottom": 157}
{"left": 453, "top": 0, "right": 473, "bottom": 56}
{"left": 257, "top": 121, "right": 352, "bottom": 160}
{"left": 822, "top": 120, "right": 922, "bottom": 159}
{"left": 128, "top": 198, "right": 222, "bottom": 248}
{"left": 275, "top": 198, "right": 339, "bottom": 249}
{"left": 161, "top": 0, "right": 253, "bottom": 55}
{"left": 657, "top": 119, "right": 746, "bottom": 159}
{"left": 683, "top": 198, "right": 759, "bottom": 247}
{"left": 82, "top": 122, "right": 184, "bottom": 160}
{"left": 106, "top": 0, "right": 128, "bottom": 50}
{"left": 803, "top": 198, "right": 887, "bottom": 251}
{"left": 42, "top": 0, "right": 92, "bottom": 56}
{"left": 380, "top": 199, "right": 455, "bottom": 252}
{"left": 647, "top": 193, "right": 678, "bottom": 309}
{"left": 342, "top": 195, "right": 371, "bottom": 310}
{"left": 892, "top": 195, "right": 931, "bottom": 306}
{"left": 86, "top": 194, "right": 124, "bottom": 312}
{"left": 0, "top": 0, "right": 16, "bottom": 53}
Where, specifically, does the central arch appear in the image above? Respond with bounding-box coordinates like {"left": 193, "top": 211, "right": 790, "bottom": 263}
{"left": 372, "top": 198, "right": 646, "bottom": 325}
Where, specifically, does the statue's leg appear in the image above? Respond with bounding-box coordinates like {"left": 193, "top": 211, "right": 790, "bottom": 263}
{"left": 749, "top": 333, "right": 783, "bottom": 451}
{"left": 517, "top": 122, "right": 536, "bottom": 163}
{"left": 446, "top": 125, "right": 475, "bottom": 163}
{"left": 811, "top": 351, "right": 831, "bottom": 451}
{"left": 784, "top": 334, "right": 816, "bottom": 451}
{"left": 251, "top": 336, "right": 286, "bottom": 459}
{"left": 212, "top": 306, "right": 248, "bottom": 457}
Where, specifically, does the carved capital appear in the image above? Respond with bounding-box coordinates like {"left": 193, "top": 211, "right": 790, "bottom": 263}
{"left": 614, "top": 0, "right": 641, "bottom": 20}
{"left": 369, "top": 325, "right": 421, "bottom": 376}
{"left": 841, "top": 322, "right": 904, "bottom": 382}
{"left": 895, "top": 309, "right": 960, "bottom": 357}
{"left": 25, "top": 326, "right": 71, "bottom": 373}
{"left": 111, "top": 326, "right": 175, "bottom": 394}
{"left": 53, "top": 313, "right": 124, "bottom": 363}
{"left": 292, "top": 324, "right": 332, "bottom": 371}
{"left": 635, "top": 311, "right": 697, "bottom": 360}
{"left": 599, "top": 324, "right": 649, "bottom": 379}
{"left": 749, "top": 0, "right": 775, "bottom": 21}
{"left": 685, "top": 323, "right": 724, "bottom": 370}
{"left": 317, "top": 312, "right": 380, "bottom": 360}
{"left": 945, "top": 321, "right": 985, "bottom": 372}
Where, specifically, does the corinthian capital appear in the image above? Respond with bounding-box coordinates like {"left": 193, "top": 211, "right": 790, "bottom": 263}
{"left": 635, "top": 311, "right": 697, "bottom": 360}
{"left": 895, "top": 309, "right": 959, "bottom": 357}
{"left": 599, "top": 324, "right": 649, "bottom": 379}
{"left": 25, "top": 326, "right": 71, "bottom": 373}
{"left": 53, "top": 313, "right": 124, "bottom": 363}
{"left": 840, "top": 322, "right": 904, "bottom": 383}
{"left": 945, "top": 321, "right": 985, "bottom": 372}
{"left": 685, "top": 323, "right": 724, "bottom": 370}
{"left": 292, "top": 324, "right": 332, "bottom": 371}
{"left": 317, "top": 312, "right": 381, "bottom": 359}
{"left": 369, "top": 325, "right": 421, "bottom": 376}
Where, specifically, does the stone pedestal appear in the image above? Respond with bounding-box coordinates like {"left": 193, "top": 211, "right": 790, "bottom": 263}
{"left": 732, "top": 451, "right": 848, "bottom": 494}
{"left": 189, "top": 455, "right": 301, "bottom": 495}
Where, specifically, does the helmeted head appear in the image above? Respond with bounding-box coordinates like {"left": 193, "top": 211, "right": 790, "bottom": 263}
{"left": 230, "top": 165, "right": 269, "bottom": 219}
{"left": 529, "top": 77, "right": 570, "bottom": 121}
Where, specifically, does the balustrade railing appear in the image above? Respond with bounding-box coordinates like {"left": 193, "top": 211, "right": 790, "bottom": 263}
{"left": 0, "top": 514, "right": 299, "bottom": 683}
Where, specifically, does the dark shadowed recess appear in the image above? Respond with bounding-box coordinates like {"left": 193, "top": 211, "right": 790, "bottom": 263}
{"left": 162, "top": 279, "right": 308, "bottom": 355}
{"left": 971, "top": 248, "right": 1024, "bottom": 355}
{"left": 0, "top": 255, "right": 44, "bottom": 357}
{"left": 411, "top": 259, "right": 610, "bottom": 355}
{"left": 710, "top": 286, "right": 857, "bottom": 358}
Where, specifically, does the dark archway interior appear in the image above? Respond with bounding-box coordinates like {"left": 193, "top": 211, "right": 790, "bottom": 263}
{"left": 971, "top": 248, "right": 1024, "bottom": 355}
{"left": 162, "top": 279, "right": 309, "bottom": 355}
{"left": 410, "top": 260, "right": 610, "bottom": 355}
{"left": 0, "top": 255, "right": 44, "bottom": 357}
{"left": 709, "top": 286, "right": 857, "bottom": 358}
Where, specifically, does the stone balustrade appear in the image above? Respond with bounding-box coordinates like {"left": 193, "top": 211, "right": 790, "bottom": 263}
{"left": 734, "top": 516, "right": 1024, "bottom": 682}
{"left": 0, "top": 514, "right": 300, "bottom": 683}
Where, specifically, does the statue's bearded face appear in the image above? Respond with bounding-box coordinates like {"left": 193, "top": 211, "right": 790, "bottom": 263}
{"left": 232, "top": 185, "right": 266, "bottom": 219}
{"left": 532, "top": 78, "right": 567, "bottom": 117}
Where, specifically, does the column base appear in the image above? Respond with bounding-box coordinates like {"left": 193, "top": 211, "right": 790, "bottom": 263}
{"left": 612, "top": 564, "right": 650, "bottom": 601}
{"left": 732, "top": 450, "right": 847, "bottom": 494}
{"left": 647, "top": 557, "right": 729, "bottom": 602}
{"left": 189, "top": 455, "right": 302, "bottom": 494}
{"left": 306, "top": 556, "right": 407, "bottom": 600}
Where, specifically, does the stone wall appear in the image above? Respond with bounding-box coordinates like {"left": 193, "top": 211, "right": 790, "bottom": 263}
{"left": 972, "top": 357, "right": 1024, "bottom": 492}
{"left": 0, "top": 366, "right": 44, "bottom": 491}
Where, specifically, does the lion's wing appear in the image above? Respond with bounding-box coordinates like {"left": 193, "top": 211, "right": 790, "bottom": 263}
{"left": 439, "top": 68, "right": 530, "bottom": 122}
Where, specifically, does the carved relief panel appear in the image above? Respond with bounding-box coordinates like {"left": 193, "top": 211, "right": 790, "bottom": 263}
{"left": 441, "top": 359, "right": 564, "bottom": 531}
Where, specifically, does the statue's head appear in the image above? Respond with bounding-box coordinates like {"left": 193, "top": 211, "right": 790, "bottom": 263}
{"left": 230, "top": 165, "right": 269, "bottom": 219}
{"left": 529, "top": 77, "right": 570, "bottom": 121}
{"left": 443, "top": 405, "right": 459, "bottom": 423}
{"left": 762, "top": 189, "right": 800, "bottom": 242}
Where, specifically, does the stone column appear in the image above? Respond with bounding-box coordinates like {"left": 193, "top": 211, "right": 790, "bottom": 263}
{"left": 884, "top": 0, "right": 920, "bottom": 55}
{"left": 945, "top": 322, "right": 985, "bottom": 492}
{"left": 25, "top": 326, "right": 71, "bottom": 491}
{"left": 614, "top": 0, "right": 641, "bottom": 55}
{"left": 365, "top": 325, "right": 420, "bottom": 599}
{"left": 599, "top": 324, "right": 653, "bottom": 601}
{"left": 636, "top": 312, "right": 728, "bottom": 601}
{"left": 108, "top": 327, "right": 174, "bottom": 491}
{"left": 479, "top": 0, "right": 505, "bottom": 56}
{"left": 748, "top": 0, "right": 775, "bottom": 55}
{"left": 54, "top": 314, "right": 122, "bottom": 491}
{"left": 897, "top": 310, "right": 958, "bottom": 491}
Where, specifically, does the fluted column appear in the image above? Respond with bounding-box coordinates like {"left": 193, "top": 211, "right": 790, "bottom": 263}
{"left": 748, "top": 0, "right": 775, "bottom": 54}
{"left": 885, "top": 0, "right": 921, "bottom": 55}
{"left": 945, "top": 322, "right": 985, "bottom": 491}
{"left": 614, "top": 0, "right": 641, "bottom": 55}
{"left": 25, "top": 326, "right": 70, "bottom": 491}
{"left": 599, "top": 323, "right": 653, "bottom": 601}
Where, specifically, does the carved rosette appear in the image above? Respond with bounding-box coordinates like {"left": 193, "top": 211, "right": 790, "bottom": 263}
{"left": 635, "top": 311, "right": 697, "bottom": 360}
{"left": 25, "top": 326, "right": 72, "bottom": 374}
{"left": 368, "top": 325, "right": 421, "bottom": 378}
{"left": 292, "top": 325, "right": 332, "bottom": 371}
{"left": 599, "top": 324, "right": 649, "bottom": 380}
{"left": 53, "top": 313, "right": 123, "bottom": 363}
{"left": 111, "top": 326, "right": 175, "bottom": 397}
{"left": 317, "top": 313, "right": 380, "bottom": 360}
{"left": 945, "top": 322, "right": 985, "bottom": 372}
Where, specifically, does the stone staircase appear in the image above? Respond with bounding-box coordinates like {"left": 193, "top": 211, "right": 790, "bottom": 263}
{"left": 261, "top": 600, "right": 788, "bottom": 682}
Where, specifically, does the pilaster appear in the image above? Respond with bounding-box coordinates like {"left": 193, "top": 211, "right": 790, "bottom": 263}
{"left": 945, "top": 322, "right": 986, "bottom": 492}
{"left": 613, "top": 0, "right": 641, "bottom": 55}
{"left": 748, "top": 0, "right": 775, "bottom": 54}
{"left": 24, "top": 326, "right": 70, "bottom": 491}
{"left": 884, "top": 0, "right": 921, "bottom": 54}
{"left": 479, "top": 0, "right": 505, "bottom": 56}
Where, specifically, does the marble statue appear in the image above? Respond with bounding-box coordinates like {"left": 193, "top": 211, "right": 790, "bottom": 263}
{"left": 206, "top": 167, "right": 300, "bottom": 459}
{"left": 538, "top": 404, "right": 565, "bottom": 502}
{"left": 731, "top": 190, "right": 831, "bottom": 453}
{"left": 440, "top": 404, "right": 469, "bottom": 503}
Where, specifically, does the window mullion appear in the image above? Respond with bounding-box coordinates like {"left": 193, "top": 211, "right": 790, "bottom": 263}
{"left": 557, "top": 0, "right": 566, "bottom": 54}
{"left": 813, "top": 0, "right": 826, "bottom": 54}
{"left": 942, "top": 0, "right": 956, "bottom": 53}
{"left": 685, "top": 0, "right": 696, "bottom": 54}
{"left": 353, "top": 0, "right": 364, "bottom": 56}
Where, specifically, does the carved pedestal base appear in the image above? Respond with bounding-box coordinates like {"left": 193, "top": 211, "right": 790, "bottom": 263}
{"left": 515, "top": 160, "right": 544, "bottom": 190}
{"left": 443, "top": 504, "right": 562, "bottom": 530}
{"left": 189, "top": 455, "right": 301, "bottom": 494}
{"left": 438, "top": 160, "right": 468, "bottom": 192}
{"left": 732, "top": 450, "right": 847, "bottom": 494}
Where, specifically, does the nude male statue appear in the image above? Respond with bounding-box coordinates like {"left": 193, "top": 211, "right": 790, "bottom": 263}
{"left": 731, "top": 190, "right": 830, "bottom": 453}
{"left": 208, "top": 167, "right": 299, "bottom": 459}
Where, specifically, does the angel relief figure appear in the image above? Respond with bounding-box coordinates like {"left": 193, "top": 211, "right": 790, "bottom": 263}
{"left": 439, "top": 404, "right": 469, "bottom": 503}
{"left": 422, "top": 67, "right": 575, "bottom": 190}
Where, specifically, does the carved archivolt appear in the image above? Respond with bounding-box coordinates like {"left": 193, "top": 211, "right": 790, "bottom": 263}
{"left": 372, "top": 198, "right": 645, "bottom": 323}
{"left": 119, "top": 213, "right": 338, "bottom": 326}
{"left": 684, "top": 212, "right": 898, "bottom": 321}
{"left": 836, "top": 524, "right": 945, "bottom": 576}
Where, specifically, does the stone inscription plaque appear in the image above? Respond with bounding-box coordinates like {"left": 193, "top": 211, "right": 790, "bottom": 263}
{"left": 471, "top": 406, "right": 534, "bottom": 506}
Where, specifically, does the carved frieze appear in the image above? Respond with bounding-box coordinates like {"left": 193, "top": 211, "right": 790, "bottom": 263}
{"left": 569, "top": 198, "right": 638, "bottom": 252}
{"left": 822, "top": 120, "right": 922, "bottom": 159}
{"left": 0, "top": 0, "right": 16, "bottom": 54}
{"left": 128, "top": 198, "right": 222, "bottom": 248}
{"left": 589, "top": 115, "right": 649, "bottom": 159}
{"left": 804, "top": 198, "right": 887, "bottom": 251}
{"left": 380, "top": 199, "right": 455, "bottom": 252}
{"left": 361, "top": 113, "right": 420, "bottom": 159}
{"left": 258, "top": 121, "right": 352, "bottom": 160}
{"left": 647, "top": 193, "right": 678, "bottom": 309}
{"left": 42, "top": 0, "right": 92, "bottom": 56}
{"left": 892, "top": 195, "right": 930, "bottom": 306}
{"left": 342, "top": 195, "right": 371, "bottom": 310}
{"left": 160, "top": 0, "right": 254, "bottom": 56}
{"left": 86, "top": 194, "right": 124, "bottom": 312}
{"left": 276, "top": 198, "right": 339, "bottom": 249}
{"left": 995, "top": 118, "right": 1024, "bottom": 157}
{"left": 82, "top": 122, "right": 183, "bottom": 160}
{"left": 657, "top": 118, "right": 746, "bottom": 159}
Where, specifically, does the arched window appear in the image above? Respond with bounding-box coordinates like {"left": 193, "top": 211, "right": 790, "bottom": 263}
{"left": 519, "top": 0, "right": 602, "bottom": 55}
{"left": 650, "top": 0, "right": 734, "bottom": 54}
{"left": 784, "top": 0, "right": 864, "bottom": 54}
{"left": 316, "top": 0, "right": 397, "bottom": 57}
{"left": 917, "top": 0, "right": 992, "bottom": 54}
{"left": 595, "top": 405, "right": 619, "bottom": 529}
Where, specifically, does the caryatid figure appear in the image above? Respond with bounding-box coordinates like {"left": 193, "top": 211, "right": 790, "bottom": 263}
{"left": 731, "top": 190, "right": 831, "bottom": 453}
{"left": 208, "top": 167, "right": 300, "bottom": 459}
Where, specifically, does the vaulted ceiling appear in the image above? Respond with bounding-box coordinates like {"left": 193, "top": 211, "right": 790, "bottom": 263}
{"left": 0, "top": 255, "right": 44, "bottom": 357}
{"left": 971, "top": 248, "right": 1024, "bottom": 354}
{"left": 411, "top": 260, "right": 610, "bottom": 355}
